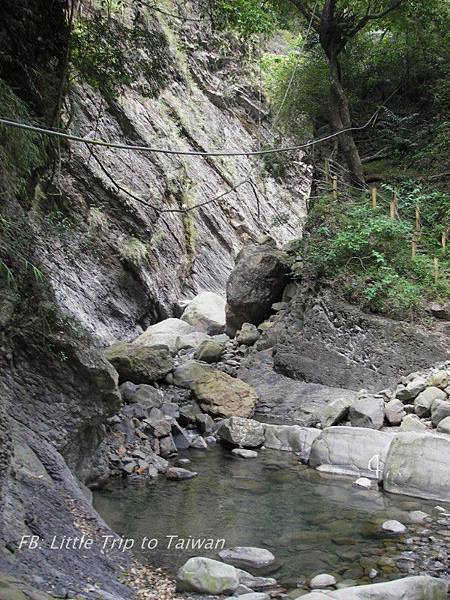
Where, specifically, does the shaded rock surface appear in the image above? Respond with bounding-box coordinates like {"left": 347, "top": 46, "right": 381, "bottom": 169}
{"left": 270, "top": 293, "right": 449, "bottom": 391}
{"left": 239, "top": 350, "right": 356, "bottom": 425}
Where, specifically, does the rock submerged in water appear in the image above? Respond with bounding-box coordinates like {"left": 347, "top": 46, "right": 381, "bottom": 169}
{"left": 232, "top": 448, "right": 258, "bottom": 458}
{"left": 165, "top": 467, "right": 198, "bottom": 481}
{"left": 309, "top": 573, "right": 337, "bottom": 589}
{"left": 381, "top": 519, "right": 407, "bottom": 534}
{"left": 193, "top": 372, "right": 258, "bottom": 418}
{"left": 176, "top": 556, "right": 239, "bottom": 594}
{"left": 218, "top": 547, "right": 276, "bottom": 572}
{"left": 105, "top": 342, "right": 173, "bottom": 384}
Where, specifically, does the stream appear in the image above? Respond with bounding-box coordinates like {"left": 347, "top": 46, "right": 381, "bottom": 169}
{"left": 94, "top": 444, "right": 445, "bottom": 591}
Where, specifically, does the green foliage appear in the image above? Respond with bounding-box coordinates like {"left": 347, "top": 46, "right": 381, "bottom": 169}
{"left": 291, "top": 185, "right": 450, "bottom": 317}
{"left": 119, "top": 237, "right": 149, "bottom": 267}
{"left": 262, "top": 42, "right": 328, "bottom": 137}
{"left": 0, "top": 81, "right": 47, "bottom": 195}
{"left": 71, "top": 12, "right": 172, "bottom": 98}
{"left": 0, "top": 214, "right": 45, "bottom": 288}
{"left": 211, "top": 0, "right": 291, "bottom": 37}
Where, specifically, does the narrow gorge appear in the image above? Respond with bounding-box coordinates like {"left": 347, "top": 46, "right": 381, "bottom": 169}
{"left": 0, "top": 1, "right": 449, "bottom": 600}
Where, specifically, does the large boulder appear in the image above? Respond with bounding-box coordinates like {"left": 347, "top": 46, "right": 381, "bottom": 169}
{"left": 119, "top": 382, "right": 163, "bottom": 407}
{"left": 236, "top": 323, "right": 261, "bottom": 346}
{"left": 134, "top": 318, "right": 195, "bottom": 354}
{"left": 309, "top": 427, "right": 395, "bottom": 480}
{"left": 264, "top": 424, "right": 320, "bottom": 462}
{"left": 105, "top": 342, "right": 173, "bottom": 384}
{"left": 218, "top": 417, "right": 265, "bottom": 447}
{"left": 176, "top": 557, "right": 239, "bottom": 594}
{"left": 181, "top": 291, "right": 226, "bottom": 334}
{"left": 225, "top": 241, "right": 289, "bottom": 336}
{"left": 193, "top": 372, "right": 258, "bottom": 418}
{"left": 176, "top": 331, "right": 210, "bottom": 352}
{"left": 396, "top": 374, "right": 428, "bottom": 402}
{"left": 349, "top": 394, "right": 385, "bottom": 430}
{"left": 384, "top": 432, "right": 450, "bottom": 502}
{"left": 294, "top": 576, "right": 447, "bottom": 600}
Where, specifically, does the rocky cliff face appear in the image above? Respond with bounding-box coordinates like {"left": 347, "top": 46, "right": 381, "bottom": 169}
{"left": 35, "top": 5, "right": 310, "bottom": 346}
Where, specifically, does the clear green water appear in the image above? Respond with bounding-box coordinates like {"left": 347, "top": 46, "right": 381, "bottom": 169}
{"left": 94, "top": 445, "right": 435, "bottom": 589}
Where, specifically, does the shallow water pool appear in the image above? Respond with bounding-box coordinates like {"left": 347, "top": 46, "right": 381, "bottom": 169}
{"left": 94, "top": 444, "right": 440, "bottom": 589}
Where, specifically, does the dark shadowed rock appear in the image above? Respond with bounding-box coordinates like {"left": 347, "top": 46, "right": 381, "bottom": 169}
{"left": 225, "top": 241, "right": 289, "bottom": 336}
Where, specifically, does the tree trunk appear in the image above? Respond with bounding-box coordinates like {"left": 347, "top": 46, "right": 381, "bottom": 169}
{"left": 328, "top": 54, "right": 365, "bottom": 187}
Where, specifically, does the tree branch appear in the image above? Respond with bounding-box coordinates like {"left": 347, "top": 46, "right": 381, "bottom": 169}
{"left": 351, "top": 0, "right": 406, "bottom": 35}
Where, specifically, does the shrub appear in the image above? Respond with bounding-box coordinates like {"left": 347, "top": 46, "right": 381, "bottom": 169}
{"left": 291, "top": 187, "right": 450, "bottom": 317}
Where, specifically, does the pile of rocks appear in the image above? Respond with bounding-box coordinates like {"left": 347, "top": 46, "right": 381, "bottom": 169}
{"left": 175, "top": 553, "right": 447, "bottom": 600}
{"left": 322, "top": 365, "right": 450, "bottom": 435}
{"left": 99, "top": 381, "right": 215, "bottom": 481}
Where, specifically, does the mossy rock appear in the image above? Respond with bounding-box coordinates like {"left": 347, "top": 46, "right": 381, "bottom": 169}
{"left": 193, "top": 371, "right": 258, "bottom": 418}
{"left": 194, "top": 340, "right": 224, "bottom": 363}
{"left": 105, "top": 342, "right": 173, "bottom": 384}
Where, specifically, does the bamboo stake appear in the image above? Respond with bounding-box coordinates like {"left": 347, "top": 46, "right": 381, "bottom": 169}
{"left": 371, "top": 187, "right": 377, "bottom": 208}
{"left": 390, "top": 199, "right": 396, "bottom": 219}
{"left": 442, "top": 230, "right": 447, "bottom": 250}
{"left": 415, "top": 206, "right": 421, "bottom": 231}
{"left": 332, "top": 176, "right": 338, "bottom": 200}
{"left": 433, "top": 257, "right": 439, "bottom": 284}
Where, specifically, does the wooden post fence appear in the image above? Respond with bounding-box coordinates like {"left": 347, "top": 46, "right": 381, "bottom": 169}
{"left": 332, "top": 176, "right": 338, "bottom": 200}
{"left": 371, "top": 187, "right": 377, "bottom": 208}
{"left": 415, "top": 206, "right": 421, "bottom": 231}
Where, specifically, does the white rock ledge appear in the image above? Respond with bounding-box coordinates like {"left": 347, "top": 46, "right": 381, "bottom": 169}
{"left": 294, "top": 575, "right": 447, "bottom": 599}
